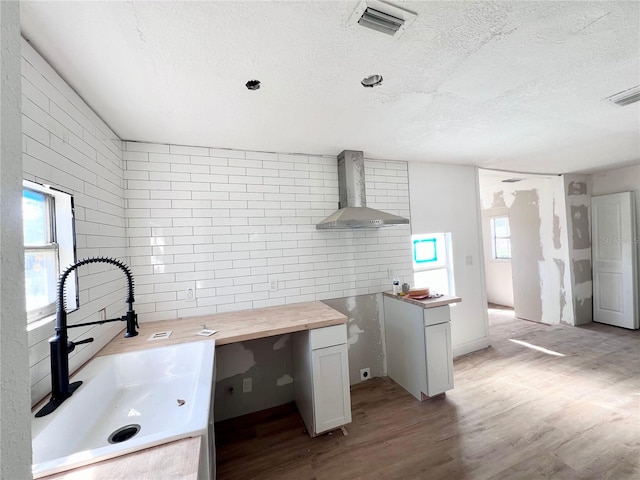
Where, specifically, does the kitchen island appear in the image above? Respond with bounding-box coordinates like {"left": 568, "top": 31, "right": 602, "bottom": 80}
{"left": 383, "top": 292, "right": 461, "bottom": 401}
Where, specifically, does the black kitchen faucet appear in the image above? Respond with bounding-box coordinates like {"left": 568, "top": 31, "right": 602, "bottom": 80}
{"left": 35, "top": 257, "right": 139, "bottom": 417}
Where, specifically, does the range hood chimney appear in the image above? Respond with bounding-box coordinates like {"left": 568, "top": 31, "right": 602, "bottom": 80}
{"left": 316, "top": 150, "right": 409, "bottom": 229}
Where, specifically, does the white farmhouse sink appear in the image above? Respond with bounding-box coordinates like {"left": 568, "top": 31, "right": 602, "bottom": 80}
{"left": 32, "top": 340, "right": 215, "bottom": 478}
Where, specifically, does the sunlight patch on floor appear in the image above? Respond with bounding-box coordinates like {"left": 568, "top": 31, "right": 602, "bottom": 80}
{"left": 509, "top": 339, "right": 565, "bottom": 356}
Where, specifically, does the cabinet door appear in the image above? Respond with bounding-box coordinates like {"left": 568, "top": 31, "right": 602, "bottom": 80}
{"left": 424, "top": 322, "right": 454, "bottom": 396}
{"left": 312, "top": 343, "right": 352, "bottom": 435}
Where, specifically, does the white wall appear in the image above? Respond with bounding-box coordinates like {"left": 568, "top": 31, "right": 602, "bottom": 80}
{"left": 591, "top": 164, "right": 640, "bottom": 266}
{"left": 123, "top": 142, "right": 413, "bottom": 320}
{"left": 0, "top": 3, "right": 32, "bottom": 477}
{"left": 481, "top": 206, "right": 514, "bottom": 307}
{"left": 408, "top": 163, "right": 489, "bottom": 357}
{"left": 22, "top": 39, "right": 128, "bottom": 405}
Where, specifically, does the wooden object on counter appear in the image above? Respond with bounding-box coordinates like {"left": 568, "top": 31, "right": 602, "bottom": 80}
{"left": 382, "top": 291, "right": 461, "bottom": 309}
{"left": 99, "top": 301, "right": 347, "bottom": 356}
{"left": 41, "top": 436, "right": 200, "bottom": 480}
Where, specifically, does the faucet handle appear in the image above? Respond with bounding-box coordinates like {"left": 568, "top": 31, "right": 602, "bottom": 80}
{"left": 67, "top": 337, "right": 94, "bottom": 353}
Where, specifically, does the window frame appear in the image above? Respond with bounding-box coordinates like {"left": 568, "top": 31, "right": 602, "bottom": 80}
{"left": 23, "top": 180, "right": 78, "bottom": 326}
{"left": 411, "top": 232, "right": 455, "bottom": 296}
{"left": 490, "top": 215, "right": 512, "bottom": 261}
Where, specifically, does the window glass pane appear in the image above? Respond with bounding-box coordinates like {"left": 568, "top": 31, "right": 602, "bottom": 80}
{"left": 414, "top": 269, "right": 450, "bottom": 295}
{"left": 495, "top": 239, "right": 511, "bottom": 259}
{"left": 23, "top": 189, "right": 48, "bottom": 246}
{"left": 25, "top": 250, "right": 57, "bottom": 314}
{"left": 493, "top": 217, "right": 510, "bottom": 238}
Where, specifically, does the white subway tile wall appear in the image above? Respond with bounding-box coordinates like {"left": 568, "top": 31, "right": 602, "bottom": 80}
{"left": 21, "top": 39, "right": 413, "bottom": 406}
{"left": 22, "top": 39, "right": 128, "bottom": 405}
{"left": 124, "top": 142, "right": 414, "bottom": 321}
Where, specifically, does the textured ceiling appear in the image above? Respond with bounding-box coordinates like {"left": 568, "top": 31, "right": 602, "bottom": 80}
{"left": 20, "top": 1, "right": 640, "bottom": 174}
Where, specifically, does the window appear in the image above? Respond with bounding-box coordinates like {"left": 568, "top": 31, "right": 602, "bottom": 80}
{"left": 412, "top": 233, "right": 455, "bottom": 295}
{"left": 490, "top": 216, "right": 511, "bottom": 260}
{"left": 23, "top": 180, "right": 77, "bottom": 324}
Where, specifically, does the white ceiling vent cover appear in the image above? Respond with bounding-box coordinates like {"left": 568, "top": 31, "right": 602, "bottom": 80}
{"left": 605, "top": 85, "right": 640, "bottom": 107}
{"left": 348, "top": 0, "right": 417, "bottom": 38}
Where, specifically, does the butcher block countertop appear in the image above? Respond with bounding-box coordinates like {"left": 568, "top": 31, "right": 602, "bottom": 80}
{"left": 383, "top": 292, "right": 462, "bottom": 309}
{"left": 48, "top": 301, "right": 346, "bottom": 479}
{"left": 99, "top": 301, "right": 347, "bottom": 356}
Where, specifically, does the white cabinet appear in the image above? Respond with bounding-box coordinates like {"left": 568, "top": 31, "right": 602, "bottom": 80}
{"left": 424, "top": 321, "right": 453, "bottom": 397}
{"left": 384, "top": 296, "right": 454, "bottom": 400}
{"left": 292, "top": 324, "right": 352, "bottom": 436}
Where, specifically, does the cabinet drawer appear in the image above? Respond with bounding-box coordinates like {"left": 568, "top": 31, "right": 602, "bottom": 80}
{"left": 423, "top": 305, "right": 450, "bottom": 326}
{"left": 310, "top": 324, "right": 347, "bottom": 350}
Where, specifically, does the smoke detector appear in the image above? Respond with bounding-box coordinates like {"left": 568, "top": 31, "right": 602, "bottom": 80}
{"left": 348, "top": 0, "right": 417, "bottom": 38}
{"left": 605, "top": 85, "right": 640, "bottom": 107}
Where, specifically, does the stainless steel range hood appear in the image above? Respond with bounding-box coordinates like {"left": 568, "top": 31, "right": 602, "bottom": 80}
{"left": 316, "top": 150, "right": 409, "bottom": 229}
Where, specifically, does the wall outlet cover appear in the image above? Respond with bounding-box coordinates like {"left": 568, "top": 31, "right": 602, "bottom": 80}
{"left": 360, "top": 368, "right": 371, "bottom": 381}
{"left": 148, "top": 331, "right": 172, "bottom": 341}
{"left": 196, "top": 329, "right": 217, "bottom": 337}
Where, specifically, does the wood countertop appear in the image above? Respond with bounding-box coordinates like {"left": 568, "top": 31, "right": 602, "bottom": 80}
{"left": 47, "top": 301, "right": 345, "bottom": 479}
{"left": 383, "top": 292, "right": 462, "bottom": 309}
{"left": 99, "top": 301, "right": 347, "bottom": 356}
{"left": 40, "top": 436, "right": 200, "bottom": 480}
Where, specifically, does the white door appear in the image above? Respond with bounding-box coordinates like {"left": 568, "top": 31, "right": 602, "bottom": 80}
{"left": 592, "top": 192, "right": 638, "bottom": 329}
{"left": 311, "top": 343, "right": 351, "bottom": 434}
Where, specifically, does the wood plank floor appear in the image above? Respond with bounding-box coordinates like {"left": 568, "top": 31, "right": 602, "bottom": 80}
{"left": 215, "top": 308, "right": 640, "bottom": 479}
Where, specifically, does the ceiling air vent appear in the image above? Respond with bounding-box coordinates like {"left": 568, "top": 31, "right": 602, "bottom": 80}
{"left": 605, "top": 85, "right": 640, "bottom": 107}
{"left": 358, "top": 7, "right": 404, "bottom": 35}
{"left": 348, "top": 0, "right": 417, "bottom": 38}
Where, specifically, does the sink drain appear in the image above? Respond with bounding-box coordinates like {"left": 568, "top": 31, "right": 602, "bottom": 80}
{"left": 108, "top": 424, "right": 141, "bottom": 444}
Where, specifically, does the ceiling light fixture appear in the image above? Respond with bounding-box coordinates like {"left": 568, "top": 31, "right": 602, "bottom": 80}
{"left": 245, "top": 79, "right": 261, "bottom": 91}
{"left": 605, "top": 85, "right": 640, "bottom": 106}
{"left": 361, "top": 74, "right": 383, "bottom": 88}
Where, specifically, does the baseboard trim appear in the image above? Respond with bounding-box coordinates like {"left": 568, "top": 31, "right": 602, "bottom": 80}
{"left": 453, "top": 337, "right": 490, "bottom": 358}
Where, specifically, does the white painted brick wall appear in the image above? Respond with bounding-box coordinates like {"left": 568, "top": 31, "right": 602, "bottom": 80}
{"left": 124, "top": 142, "right": 413, "bottom": 320}
{"left": 22, "top": 39, "right": 128, "bottom": 406}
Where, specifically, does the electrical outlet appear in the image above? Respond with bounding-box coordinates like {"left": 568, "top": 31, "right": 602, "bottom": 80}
{"left": 98, "top": 308, "right": 107, "bottom": 321}
{"left": 388, "top": 268, "right": 394, "bottom": 279}
{"left": 360, "top": 368, "right": 371, "bottom": 382}
{"left": 268, "top": 276, "right": 278, "bottom": 292}
{"left": 242, "top": 377, "right": 252, "bottom": 393}
{"left": 185, "top": 286, "right": 196, "bottom": 302}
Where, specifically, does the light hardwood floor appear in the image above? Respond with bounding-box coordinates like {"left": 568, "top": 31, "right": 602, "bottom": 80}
{"left": 215, "top": 308, "right": 640, "bottom": 479}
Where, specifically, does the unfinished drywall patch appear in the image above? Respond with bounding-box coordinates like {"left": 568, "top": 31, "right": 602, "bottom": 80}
{"left": 568, "top": 182, "right": 588, "bottom": 196}
{"left": 553, "top": 259, "right": 567, "bottom": 323}
{"left": 214, "top": 336, "right": 293, "bottom": 421}
{"left": 276, "top": 374, "right": 293, "bottom": 386}
{"left": 573, "top": 259, "right": 592, "bottom": 284}
{"left": 272, "top": 335, "right": 289, "bottom": 351}
{"left": 215, "top": 343, "right": 256, "bottom": 381}
{"left": 563, "top": 174, "right": 592, "bottom": 325}
{"left": 492, "top": 190, "right": 507, "bottom": 208}
{"left": 480, "top": 171, "right": 575, "bottom": 325}
{"left": 570, "top": 205, "right": 590, "bottom": 249}
{"left": 553, "top": 200, "right": 562, "bottom": 249}
{"left": 323, "top": 293, "right": 385, "bottom": 384}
